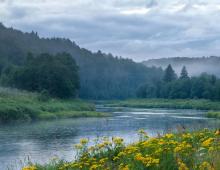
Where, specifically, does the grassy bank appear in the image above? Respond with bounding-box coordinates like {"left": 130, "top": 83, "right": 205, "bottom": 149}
{"left": 207, "top": 111, "right": 220, "bottom": 119}
{"left": 0, "top": 87, "right": 109, "bottom": 123}
{"left": 23, "top": 129, "right": 220, "bottom": 170}
{"left": 107, "top": 99, "right": 220, "bottom": 111}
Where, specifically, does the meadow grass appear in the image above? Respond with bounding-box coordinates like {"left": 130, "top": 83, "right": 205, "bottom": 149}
{"left": 0, "top": 87, "right": 109, "bottom": 123}
{"left": 207, "top": 111, "right": 220, "bottom": 119}
{"left": 107, "top": 98, "right": 220, "bottom": 110}
{"left": 23, "top": 129, "right": 220, "bottom": 170}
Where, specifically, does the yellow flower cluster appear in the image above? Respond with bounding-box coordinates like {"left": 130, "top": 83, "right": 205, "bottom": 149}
{"left": 22, "top": 166, "right": 37, "bottom": 170}
{"left": 134, "top": 153, "right": 159, "bottom": 167}
{"left": 22, "top": 129, "right": 220, "bottom": 170}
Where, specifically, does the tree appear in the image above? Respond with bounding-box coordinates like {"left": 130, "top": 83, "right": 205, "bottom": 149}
{"left": 163, "top": 64, "right": 177, "bottom": 82}
{"left": 2, "top": 53, "right": 80, "bottom": 98}
{"left": 180, "top": 66, "right": 189, "bottom": 79}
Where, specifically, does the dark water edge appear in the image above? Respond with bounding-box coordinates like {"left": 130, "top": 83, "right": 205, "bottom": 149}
{"left": 0, "top": 105, "right": 220, "bottom": 170}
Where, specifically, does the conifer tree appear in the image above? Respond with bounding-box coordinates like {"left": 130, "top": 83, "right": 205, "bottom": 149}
{"left": 180, "top": 66, "right": 189, "bottom": 79}
{"left": 163, "top": 64, "right": 177, "bottom": 82}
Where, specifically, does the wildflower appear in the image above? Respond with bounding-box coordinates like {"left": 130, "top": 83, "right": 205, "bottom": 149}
{"left": 182, "top": 133, "right": 192, "bottom": 139}
{"left": 90, "top": 164, "right": 99, "bottom": 170}
{"left": 22, "top": 166, "right": 37, "bottom": 170}
{"left": 178, "top": 162, "right": 189, "bottom": 170}
{"left": 118, "top": 151, "right": 126, "bottom": 157}
{"left": 125, "top": 146, "right": 138, "bottom": 154}
{"left": 199, "top": 161, "right": 214, "bottom": 170}
{"left": 80, "top": 138, "right": 89, "bottom": 145}
{"left": 74, "top": 143, "right": 83, "bottom": 149}
{"left": 113, "top": 156, "right": 119, "bottom": 161}
{"left": 165, "top": 133, "right": 174, "bottom": 139}
{"left": 97, "top": 143, "right": 105, "bottom": 149}
{"left": 202, "top": 138, "right": 214, "bottom": 147}
{"left": 174, "top": 141, "right": 192, "bottom": 153}
{"left": 135, "top": 153, "right": 159, "bottom": 167}
{"left": 121, "top": 165, "right": 129, "bottom": 170}
{"left": 113, "top": 137, "right": 124, "bottom": 145}
{"left": 99, "top": 158, "right": 107, "bottom": 164}
{"left": 177, "top": 159, "right": 189, "bottom": 170}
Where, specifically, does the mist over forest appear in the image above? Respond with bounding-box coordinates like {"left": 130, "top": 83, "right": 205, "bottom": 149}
{"left": 1, "top": 23, "right": 220, "bottom": 100}
{"left": 143, "top": 57, "right": 220, "bottom": 77}
{"left": 0, "top": 23, "right": 163, "bottom": 99}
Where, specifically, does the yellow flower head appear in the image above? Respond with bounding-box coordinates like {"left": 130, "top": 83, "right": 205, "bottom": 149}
{"left": 80, "top": 138, "right": 89, "bottom": 145}
{"left": 202, "top": 138, "right": 214, "bottom": 147}
{"left": 113, "top": 137, "right": 124, "bottom": 145}
{"left": 22, "top": 166, "right": 37, "bottom": 170}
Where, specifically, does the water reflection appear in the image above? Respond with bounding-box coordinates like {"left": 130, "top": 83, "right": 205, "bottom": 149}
{"left": 0, "top": 105, "right": 219, "bottom": 170}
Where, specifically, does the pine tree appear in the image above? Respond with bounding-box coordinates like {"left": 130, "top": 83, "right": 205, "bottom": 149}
{"left": 163, "top": 64, "right": 177, "bottom": 82}
{"left": 180, "top": 66, "right": 189, "bottom": 79}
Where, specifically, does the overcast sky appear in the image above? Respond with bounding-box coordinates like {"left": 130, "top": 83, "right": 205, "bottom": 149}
{"left": 1, "top": 0, "right": 220, "bottom": 61}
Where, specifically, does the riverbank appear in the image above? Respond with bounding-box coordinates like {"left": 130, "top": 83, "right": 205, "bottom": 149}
{"left": 106, "top": 99, "right": 220, "bottom": 110}
{"left": 23, "top": 129, "right": 220, "bottom": 170}
{"left": 0, "top": 87, "right": 109, "bottom": 123}
{"left": 207, "top": 111, "right": 220, "bottom": 119}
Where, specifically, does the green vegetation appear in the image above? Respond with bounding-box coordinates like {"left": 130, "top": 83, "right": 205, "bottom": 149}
{"left": 0, "top": 23, "right": 163, "bottom": 99}
{"left": 1, "top": 53, "right": 80, "bottom": 98}
{"left": 22, "top": 129, "right": 220, "bottom": 170}
{"left": 207, "top": 111, "right": 220, "bottom": 119}
{"left": 137, "top": 65, "right": 220, "bottom": 100}
{"left": 107, "top": 99, "right": 220, "bottom": 110}
{"left": 0, "top": 87, "right": 109, "bottom": 123}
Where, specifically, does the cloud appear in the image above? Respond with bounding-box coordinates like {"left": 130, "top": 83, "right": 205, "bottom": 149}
{"left": 1, "top": 0, "right": 220, "bottom": 61}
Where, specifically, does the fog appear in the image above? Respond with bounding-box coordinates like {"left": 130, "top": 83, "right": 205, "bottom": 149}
{"left": 143, "top": 57, "right": 220, "bottom": 77}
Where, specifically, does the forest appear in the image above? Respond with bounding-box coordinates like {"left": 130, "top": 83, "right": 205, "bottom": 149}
{"left": 137, "top": 65, "right": 220, "bottom": 100}
{"left": 0, "top": 23, "right": 163, "bottom": 99}
{"left": 0, "top": 23, "right": 220, "bottom": 101}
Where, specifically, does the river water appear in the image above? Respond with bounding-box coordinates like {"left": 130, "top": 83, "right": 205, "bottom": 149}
{"left": 0, "top": 105, "right": 219, "bottom": 170}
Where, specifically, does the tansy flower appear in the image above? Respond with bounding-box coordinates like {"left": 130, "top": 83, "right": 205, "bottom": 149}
{"left": 22, "top": 166, "right": 37, "bottom": 170}
{"left": 202, "top": 138, "right": 214, "bottom": 147}
{"left": 80, "top": 138, "right": 88, "bottom": 145}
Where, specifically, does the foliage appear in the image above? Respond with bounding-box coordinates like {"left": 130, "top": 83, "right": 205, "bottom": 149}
{"left": 180, "top": 66, "right": 189, "bottom": 79}
{"left": 163, "top": 64, "right": 177, "bottom": 82}
{"left": 207, "top": 111, "right": 220, "bottom": 119}
{"left": 137, "top": 65, "right": 220, "bottom": 100}
{"left": 0, "top": 24, "right": 163, "bottom": 99}
{"left": 107, "top": 99, "right": 220, "bottom": 110}
{"left": 0, "top": 87, "right": 107, "bottom": 123}
{"left": 23, "top": 129, "right": 220, "bottom": 170}
{"left": 1, "top": 53, "right": 80, "bottom": 98}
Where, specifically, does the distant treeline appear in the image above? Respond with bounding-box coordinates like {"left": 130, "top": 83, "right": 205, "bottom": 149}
{"left": 137, "top": 64, "right": 220, "bottom": 100}
{"left": 0, "top": 23, "right": 163, "bottom": 99}
{"left": 143, "top": 56, "right": 220, "bottom": 77}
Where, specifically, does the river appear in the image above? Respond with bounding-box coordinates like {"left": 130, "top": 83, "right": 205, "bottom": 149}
{"left": 0, "top": 105, "right": 219, "bottom": 170}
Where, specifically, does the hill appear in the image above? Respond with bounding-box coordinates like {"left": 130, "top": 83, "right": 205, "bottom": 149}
{"left": 0, "top": 23, "right": 163, "bottom": 99}
{"left": 142, "top": 57, "right": 220, "bottom": 77}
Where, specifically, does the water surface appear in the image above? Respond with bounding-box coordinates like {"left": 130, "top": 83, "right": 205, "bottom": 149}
{"left": 0, "top": 105, "right": 219, "bottom": 170}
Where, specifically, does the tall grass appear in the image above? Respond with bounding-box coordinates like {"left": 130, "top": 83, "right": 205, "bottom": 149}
{"left": 0, "top": 87, "right": 107, "bottom": 123}
{"left": 207, "top": 111, "right": 220, "bottom": 119}
{"left": 107, "top": 99, "right": 220, "bottom": 110}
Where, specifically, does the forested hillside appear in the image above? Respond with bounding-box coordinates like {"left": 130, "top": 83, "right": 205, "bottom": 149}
{"left": 143, "top": 57, "right": 220, "bottom": 77}
{"left": 0, "top": 23, "right": 163, "bottom": 99}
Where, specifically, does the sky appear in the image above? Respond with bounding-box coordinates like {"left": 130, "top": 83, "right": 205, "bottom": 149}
{"left": 1, "top": 0, "right": 220, "bottom": 61}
